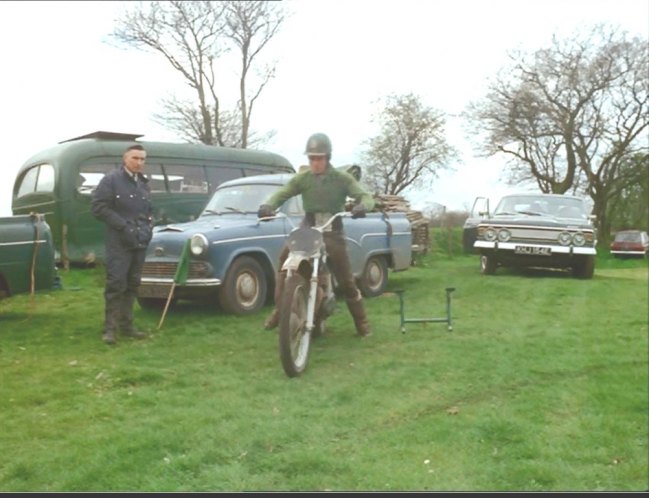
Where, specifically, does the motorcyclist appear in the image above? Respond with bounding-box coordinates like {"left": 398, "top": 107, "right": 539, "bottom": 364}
{"left": 258, "top": 132, "right": 375, "bottom": 337}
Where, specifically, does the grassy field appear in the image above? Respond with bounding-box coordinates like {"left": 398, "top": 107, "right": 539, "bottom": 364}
{"left": 0, "top": 242, "right": 647, "bottom": 492}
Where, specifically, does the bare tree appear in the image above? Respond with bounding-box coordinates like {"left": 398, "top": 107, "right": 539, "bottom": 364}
{"left": 224, "top": 1, "right": 283, "bottom": 148}
{"left": 465, "top": 25, "right": 648, "bottom": 241}
{"left": 110, "top": 1, "right": 285, "bottom": 148}
{"left": 362, "top": 93, "right": 455, "bottom": 196}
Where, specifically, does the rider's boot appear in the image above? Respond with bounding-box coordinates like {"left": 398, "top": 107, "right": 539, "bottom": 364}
{"left": 264, "top": 271, "right": 286, "bottom": 330}
{"left": 346, "top": 290, "right": 372, "bottom": 337}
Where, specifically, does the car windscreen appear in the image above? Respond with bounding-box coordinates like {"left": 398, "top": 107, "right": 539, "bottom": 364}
{"left": 494, "top": 196, "right": 585, "bottom": 218}
{"left": 201, "top": 184, "right": 279, "bottom": 215}
{"left": 614, "top": 232, "right": 641, "bottom": 242}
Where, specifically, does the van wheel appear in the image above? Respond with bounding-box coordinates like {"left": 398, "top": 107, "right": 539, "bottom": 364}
{"left": 219, "top": 256, "right": 267, "bottom": 315}
{"left": 358, "top": 256, "right": 388, "bottom": 297}
{"left": 137, "top": 297, "right": 173, "bottom": 310}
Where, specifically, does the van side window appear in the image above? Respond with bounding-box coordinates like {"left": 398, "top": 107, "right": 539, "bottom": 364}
{"left": 243, "top": 167, "right": 285, "bottom": 177}
{"left": 16, "top": 163, "right": 55, "bottom": 197}
{"left": 163, "top": 164, "right": 209, "bottom": 194}
{"left": 142, "top": 164, "right": 165, "bottom": 193}
{"left": 77, "top": 163, "right": 119, "bottom": 194}
{"left": 205, "top": 166, "right": 244, "bottom": 193}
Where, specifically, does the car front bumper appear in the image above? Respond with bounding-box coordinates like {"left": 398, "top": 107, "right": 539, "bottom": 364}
{"left": 474, "top": 240, "right": 597, "bottom": 255}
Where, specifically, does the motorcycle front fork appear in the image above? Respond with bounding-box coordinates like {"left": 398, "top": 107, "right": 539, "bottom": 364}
{"left": 304, "top": 257, "right": 320, "bottom": 332}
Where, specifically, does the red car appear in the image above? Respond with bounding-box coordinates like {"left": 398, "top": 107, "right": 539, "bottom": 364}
{"left": 610, "top": 230, "right": 649, "bottom": 258}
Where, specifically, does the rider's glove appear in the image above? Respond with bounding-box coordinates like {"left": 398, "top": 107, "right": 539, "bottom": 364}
{"left": 257, "top": 204, "right": 275, "bottom": 218}
{"left": 351, "top": 203, "right": 366, "bottom": 219}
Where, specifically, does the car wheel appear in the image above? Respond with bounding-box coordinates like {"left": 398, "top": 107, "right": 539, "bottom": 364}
{"left": 572, "top": 255, "right": 595, "bottom": 279}
{"left": 480, "top": 254, "right": 497, "bottom": 275}
{"left": 218, "top": 255, "right": 267, "bottom": 315}
{"left": 462, "top": 227, "right": 477, "bottom": 254}
{"left": 358, "top": 256, "right": 388, "bottom": 297}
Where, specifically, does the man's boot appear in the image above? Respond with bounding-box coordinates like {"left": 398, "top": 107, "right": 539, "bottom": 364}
{"left": 119, "top": 294, "right": 147, "bottom": 339}
{"left": 102, "top": 296, "right": 120, "bottom": 345}
{"left": 346, "top": 291, "right": 372, "bottom": 337}
{"left": 264, "top": 271, "right": 286, "bottom": 330}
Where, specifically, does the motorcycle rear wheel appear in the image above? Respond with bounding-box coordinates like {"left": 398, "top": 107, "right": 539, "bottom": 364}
{"left": 278, "top": 273, "right": 311, "bottom": 377}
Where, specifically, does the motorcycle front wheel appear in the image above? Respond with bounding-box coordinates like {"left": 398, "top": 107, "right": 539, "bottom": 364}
{"left": 278, "top": 273, "right": 311, "bottom": 377}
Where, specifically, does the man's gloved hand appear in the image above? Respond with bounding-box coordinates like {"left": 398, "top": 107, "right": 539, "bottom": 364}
{"left": 351, "top": 203, "right": 366, "bottom": 219}
{"left": 257, "top": 204, "right": 275, "bottom": 219}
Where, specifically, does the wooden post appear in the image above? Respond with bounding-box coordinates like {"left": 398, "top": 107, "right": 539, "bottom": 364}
{"left": 157, "top": 283, "right": 177, "bottom": 330}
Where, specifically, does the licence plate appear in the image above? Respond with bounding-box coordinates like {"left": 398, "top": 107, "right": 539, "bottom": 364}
{"left": 514, "top": 245, "right": 551, "bottom": 256}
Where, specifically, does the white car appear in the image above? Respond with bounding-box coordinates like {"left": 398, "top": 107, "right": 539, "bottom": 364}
{"left": 472, "top": 193, "right": 597, "bottom": 278}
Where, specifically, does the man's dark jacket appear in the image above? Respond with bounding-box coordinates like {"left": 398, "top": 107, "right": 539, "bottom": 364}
{"left": 91, "top": 167, "right": 153, "bottom": 250}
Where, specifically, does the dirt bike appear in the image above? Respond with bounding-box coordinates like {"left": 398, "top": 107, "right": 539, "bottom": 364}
{"left": 276, "top": 212, "right": 350, "bottom": 377}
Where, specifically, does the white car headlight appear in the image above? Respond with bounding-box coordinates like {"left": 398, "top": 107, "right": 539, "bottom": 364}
{"left": 484, "top": 228, "right": 497, "bottom": 241}
{"left": 497, "top": 229, "right": 511, "bottom": 242}
{"left": 558, "top": 231, "right": 572, "bottom": 246}
{"left": 572, "top": 232, "right": 586, "bottom": 246}
{"left": 190, "top": 233, "right": 208, "bottom": 255}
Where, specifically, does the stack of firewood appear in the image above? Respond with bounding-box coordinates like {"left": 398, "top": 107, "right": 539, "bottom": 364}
{"left": 372, "top": 194, "right": 431, "bottom": 255}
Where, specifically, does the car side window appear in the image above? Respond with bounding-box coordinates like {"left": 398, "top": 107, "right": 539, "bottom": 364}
{"left": 15, "top": 163, "right": 55, "bottom": 197}
{"left": 285, "top": 195, "right": 304, "bottom": 216}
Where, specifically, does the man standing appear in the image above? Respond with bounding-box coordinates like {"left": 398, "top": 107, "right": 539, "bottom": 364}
{"left": 257, "top": 132, "right": 375, "bottom": 337}
{"left": 91, "top": 144, "right": 153, "bottom": 344}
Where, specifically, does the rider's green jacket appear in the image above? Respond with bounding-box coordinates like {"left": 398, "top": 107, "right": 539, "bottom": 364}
{"left": 265, "top": 163, "right": 375, "bottom": 214}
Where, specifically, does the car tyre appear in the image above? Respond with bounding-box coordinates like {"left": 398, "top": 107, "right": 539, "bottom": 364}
{"left": 218, "top": 255, "right": 267, "bottom": 315}
{"left": 572, "top": 255, "right": 595, "bottom": 279}
{"left": 480, "top": 254, "right": 497, "bottom": 275}
{"left": 358, "top": 256, "right": 388, "bottom": 297}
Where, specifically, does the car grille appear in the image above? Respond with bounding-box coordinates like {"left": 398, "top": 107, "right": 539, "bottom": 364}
{"left": 479, "top": 225, "right": 595, "bottom": 245}
{"left": 142, "top": 261, "right": 210, "bottom": 279}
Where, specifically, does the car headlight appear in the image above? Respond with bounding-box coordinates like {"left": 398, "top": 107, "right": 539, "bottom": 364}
{"left": 484, "top": 227, "right": 497, "bottom": 241}
{"left": 558, "top": 231, "right": 572, "bottom": 246}
{"left": 572, "top": 232, "right": 586, "bottom": 246}
{"left": 190, "top": 233, "right": 208, "bottom": 256}
{"left": 497, "top": 229, "right": 511, "bottom": 242}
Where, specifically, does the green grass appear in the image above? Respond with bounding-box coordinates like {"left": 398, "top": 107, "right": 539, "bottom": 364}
{"left": 0, "top": 248, "right": 647, "bottom": 491}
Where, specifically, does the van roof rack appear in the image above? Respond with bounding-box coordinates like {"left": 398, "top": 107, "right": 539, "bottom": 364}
{"left": 59, "top": 131, "right": 144, "bottom": 143}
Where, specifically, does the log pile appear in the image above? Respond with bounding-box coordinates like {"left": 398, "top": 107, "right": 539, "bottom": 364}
{"left": 373, "top": 194, "right": 430, "bottom": 255}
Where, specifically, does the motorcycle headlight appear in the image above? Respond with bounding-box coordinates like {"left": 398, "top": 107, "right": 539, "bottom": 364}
{"left": 572, "top": 232, "right": 586, "bottom": 246}
{"left": 497, "top": 229, "right": 511, "bottom": 242}
{"left": 190, "top": 233, "right": 208, "bottom": 256}
{"left": 484, "top": 227, "right": 497, "bottom": 241}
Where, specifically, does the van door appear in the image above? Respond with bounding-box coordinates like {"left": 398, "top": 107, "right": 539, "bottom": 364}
{"left": 70, "top": 160, "right": 121, "bottom": 263}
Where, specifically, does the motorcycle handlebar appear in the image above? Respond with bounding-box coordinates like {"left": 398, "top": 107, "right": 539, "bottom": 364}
{"left": 257, "top": 211, "right": 353, "bottom": 230}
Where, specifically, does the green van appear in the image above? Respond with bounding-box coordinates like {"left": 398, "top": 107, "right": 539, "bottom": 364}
{"left": 11, "top": 131, "right": 295, "bottom": 266}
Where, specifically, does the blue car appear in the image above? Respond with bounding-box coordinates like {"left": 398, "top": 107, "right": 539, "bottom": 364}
{"left": 137, "top": 173, "right": 413, "bottom": 314}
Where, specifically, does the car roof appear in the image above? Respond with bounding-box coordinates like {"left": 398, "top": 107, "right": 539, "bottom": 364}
{"left": 499, "top": 193, "right": 582, "bottom": 200}
{"left": 217, "top": 173, "right": 294, "bottom": 188}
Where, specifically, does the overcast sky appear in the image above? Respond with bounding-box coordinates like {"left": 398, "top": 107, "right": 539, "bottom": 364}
{"left": 0, "top": 0, "right": 647, "bottom": 217}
